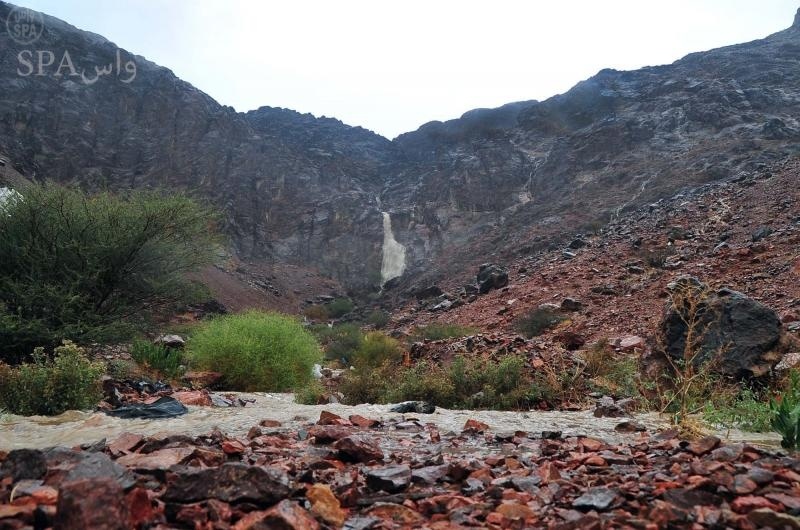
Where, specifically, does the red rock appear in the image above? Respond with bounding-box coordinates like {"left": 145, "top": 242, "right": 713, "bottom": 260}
{"left": 259, "top": 419, "right": 282, "bottom": 428}
{"left": 618, "top": 335, "right": 645, "bottom": 352}
{"left": 243, "top": 500, "right": 320, "bottom": 530}
{"left": 731, "top": 495, "right": 782, "bottom": 514}
{"left": 0, "top": 504, "right": 35, "bottom": 521}
{"left": 318, "top": 411, "right": 351, "bottom": 426}
{"left": 766, "top": 492, "right": 800, "bottom": 511}
{"left": 172, "top": 390, "right": 212, "bottom": 406}
{"left": 309, "top": 425, "right": 353, "bottom": 444}
{"left": 182, "top": 370, "right": 223, "bottom": 388}
{"left": 116, "top": 447, "right": 194, "bottom": 470}
{"left": 349, "top": 414, "right": 380, "bottom": 428}
{"left": 333, "top": 435, "right": 383, "bottom": 463}
{"left": 207, "top": 499, "right": 232, "bottom": 523}
{"left": 538, "top": 461, "right": 561, "bottom": 484}
{"left": 306, "top": 484, "right": 346, "bottom": 527}
{"left": 580, "top": 438, "right": 605, "bottom": 452}
{"left": 496, "top": 502, "right": 536, "bottom": 520}
{"left": 222, "top": 439, "right": 247, "bottom": 455}
{"left": 176, "top": 503, "right": 208, "bottom": 526}
{"left": 748, "top": 508, "right": 800, "bottom": 529}
{"left": 732, "top": 474, "right": 758, "bottom": 494}
{"left": 686, "top": 436, "right": 721, "bottom": 456}
{"left": 462, "top": 419, "right": 489, "bottom": 433}
{"left": 126, "top": 488, "right": 153, "bottom": 528}
{"left": 584, "top": 455, "right": 608, "bottom": 467}
{"left": 55, "top": 478, "right": 130, "bottom": 530}
{"left": 107, "top": 432, "right": 143, "bottom": 457}
{"left": 365, "top": 502, "right": 424, "bottom": 524}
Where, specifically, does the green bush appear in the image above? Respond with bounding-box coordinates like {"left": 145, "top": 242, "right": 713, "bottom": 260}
{"left": 411, "top": 323, "right": 477, "bottom": 341}
{"left": 312, "top": 323, "right": 364, "bottom": 362}
{"left": 295, "top": 380, "right": 327, "bottom": 405}
{"left": 187, "top": 311, "right": 322, "bottom": 391}
{"left": 514, "top": 307, "right": 566, "bottom": 338}
{"left": 0, "top": 182, "right": 219, "bottom": 361}
{"left": 326, "top": 298, "right": 355, "bottom": 318}
{"left": 366, "top": 310, "right": 390, "bottom": 329}
{"left": 131, "top": 340, "right": 185, "bottom": 380}
{"left": 352, "top": 332, "right": 403, "bottom": 368}
{"left": 0, "top": 340, "right": 104, "bottom": 415}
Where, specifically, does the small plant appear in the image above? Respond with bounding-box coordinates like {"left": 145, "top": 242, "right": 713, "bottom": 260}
{"left": 584, "top": 340, "right": 639, "bottom": 398}
{"left": 351, "top": 332, "right": 403, "bottom": 368}
{"left": 770, "top": 370, "right": 800, "bottom": 450}
{"left": 412, "top": 323, "right": 477, "bottom": 341}
{"left": 637, "top": 246, "right": 673, "bottom": 269}
{"left": 0, "top": 340, "right": 104, "bottom": 416}
{"left": 131, "top": 340, "right": 184, "bottom": 380}
{"left": 326, "top": 298, "right": 355, "bottom": 318}
{"left": 187, "top": 311, "right": 322, "bottom": 392}
{"left": 514, "top": 307, "right": 566, "bottom": 338}
{"left": 295, "top": 380, "right": 327, "bottom": 405}
{"left": 366, "top": 310, "right": 390, "bottom": 329}
{"left": 704, "top": 387, "right": 772, "bottom": 433}
{"left": 304, "top": 305, "right": 330, "bottom": 321}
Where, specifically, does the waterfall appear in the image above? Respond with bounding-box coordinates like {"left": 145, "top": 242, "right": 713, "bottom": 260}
{"left": 380, "top": 212, "right": 406, "bottom": 285}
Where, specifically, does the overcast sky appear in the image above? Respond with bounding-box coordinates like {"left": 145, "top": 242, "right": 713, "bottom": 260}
{"left": 12, "top": 0, "right": 800, "bottom": 138}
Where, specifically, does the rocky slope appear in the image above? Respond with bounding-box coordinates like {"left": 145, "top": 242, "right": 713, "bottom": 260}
{"left": 2, "top": 2, "right": 800, "bottom": 296}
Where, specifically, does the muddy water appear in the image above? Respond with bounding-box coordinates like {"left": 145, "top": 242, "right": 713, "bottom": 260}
{"left": 0, "top": 393, "right": 782, "bottom": 450}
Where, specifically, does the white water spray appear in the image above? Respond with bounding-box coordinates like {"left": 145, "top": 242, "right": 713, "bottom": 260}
{"left": 380, "top": 212, "right": 406, "bottom": 285}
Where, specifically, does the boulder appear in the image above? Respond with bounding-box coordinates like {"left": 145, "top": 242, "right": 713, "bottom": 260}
{"left": 477, "top": 264, "right": 509, "bottom": 294}
{"left": 657, "top": 276, "right": 782, "bottom": 379}
{"left": 155, "top": 334, "right": 185, "bottom": 348}
{"left": 55, "top": 478, "right": 131, "bottom": 530}
{"left": 162, "top": 463, "right": 290, "bottom": 505}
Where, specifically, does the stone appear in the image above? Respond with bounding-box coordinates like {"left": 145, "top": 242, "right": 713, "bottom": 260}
{"left": 182, "top": 371, "right": 223, "bottom": 389}
{"left": 57, "top": 451, "right": 136, "bottom": 490}
{"left": 55, "top": 478, "right": 130, "bottom": 530}
{"left": 106, "top": 433, "right": 143, "bottom": 457}
{"left": 364, "top": 503, "right": 424, "bottom": 525}
{"left": 751, "top": 226, "right": 772, "bottom": 242}
{"left": 388, "top": 401, "right": 435, "bottom": 413}
{"left": 477, "top": 263, "right": 509, "bottom": 294}
{"left": 116, "top": 447, "right": 195, "bottom": 470}
{"left": 617, "top": 335, "right": 645, "bottom": 352}
{"left": 349, "top": 414, "right": 381, "bottom": 428}
{"left": 333, "top": 435, "right": 383, "bottom": 463}
{"left": 614, "top": 421, "right": 647, "bottom": 433}
{"left": 172, "top": 390, "right": 212, "bottom": 406}
{"left": 155, "top": 334, "right": 185, "bottom": 348}
{"left": 560, "top": 298, "right": 584, "bottom": 311}
{"left": 235, "top": 500, "right": 320, "bottom": 530}
{"left": 162, "top": 463, "right": 290, "bottom": 504}
{"left": 1, "top": 449, "right": 46, "bottom": 481}
{"left": 462, "top": 419, "right": 489, "bottom": 433}
{"left": 658, "top": 277, "right": 782, "bottom": 379}
{"left": 748, "top": 509, "right": 800, "bottom": 529}
{"left": 366, "top": 465, "right": 411, "bottom": 493}
{"left": 687, "top": 436, "right": 721, "bottom": 456}
{"left": 412, "top": 465, "right": 448, "bottom": 485}
{"left": 414, "top": 285, "right": 443, "bottom": 300}
{"left": 318, "top": 410, "right": 351, "bottom": 426}
{"left": 572, "top": 487, "right": 617, "bottom": 511}
{"left": 306, "top": 484, "right": 346, "bottom": 527}
{"left": 309, "top": 425, "right": 353, "bottom": 443}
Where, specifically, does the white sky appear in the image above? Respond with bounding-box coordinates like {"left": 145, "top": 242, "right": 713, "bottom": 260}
{"left": 13, "top": 0, "right": 800, "bottom": 139}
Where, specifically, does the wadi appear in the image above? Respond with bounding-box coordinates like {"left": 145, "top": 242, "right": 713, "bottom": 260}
{"left": 0, "top": 2, "right": 799, "bottom": 529}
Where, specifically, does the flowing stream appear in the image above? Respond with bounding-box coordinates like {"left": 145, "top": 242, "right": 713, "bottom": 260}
{"left": 380, "top": 212, "right": 406, "bottom": 285}
{"left": 0, "top": 393, "right": 782, "bottom": 450}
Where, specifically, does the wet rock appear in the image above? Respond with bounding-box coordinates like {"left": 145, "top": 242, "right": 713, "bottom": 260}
{"left": 117, "top": 447, "right": 195, "bottom": 471}
{"left": 334, "top": 435, "right": 383, "bottom": 463}
{"left": 309, "top": 425, "right": 354, "bottom": 443}
{"left": 106, "top": 396, "right": 188, "bottom": 419}
{"left": 477, "top": 263, "right": 509, "bottom": 294}
{"left": 237, "top": 500, "right": 320, "bottom": 530}
{"left": 414, "top": 285, "right": 443, "bottom": 300}
{"left": 318, "top": 411, "right": 351, "bottom": 426}
{"left": 462, "top": 419, "right": 489, "bottom": 433}
{"left": 748, "top": 508, "right": 800, "bottom": 529}
{"left": 751, "top": 226, "right": 772, "bottom": 242}
{"left": 593, "top": 396, "right": 635, "bottom": 418}
{"left": 58, "top": 452, "right": 136, "bottom": 489}
{"left": 662, "top": 488, "right": 723, "bottom": 510}
{"left": 55, "top": 478, "right": 130, "bottom": 530}
{"left": 306, "top": 484, "right": 346, "bottom": 527}
{"left": 349, "top": 415, "right": 381, "bottom": 428}
{"left": 388, "top": 401, "right": 435, "bottom": 413}
{"left": 364, "top": 503, "right": 423, "bottom": 525}
{"left": 657, "top": 277, "right": 782, "bottom": 379}
{"left": 163, "top": 463, "right": 290, "bottom": 504}
{"left": 366, "top": 465, "right": 411, "bottom": 493}
{"left": 1, "top": 449, "right": 46, "bottom": 481}
{"left": 411, "top": 465, "right": 448, "bottom": 485}
{"left": 172, "top": 390, "right": 212, "bottom": 406}
{"left": 617, "top": 335, "right": 645, "bottom": 352}
{"left": 572, "top": 487, "right": 617, "bottom": 511}
{"left": 614, "top": 421, "right": 646, "bottom": 433}
{"left": 106, "top": 433, "right": 143, "bottom": 457}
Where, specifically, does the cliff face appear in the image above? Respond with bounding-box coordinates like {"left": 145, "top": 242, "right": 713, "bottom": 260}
{"left": 1, "top": 1, "right": 800, "bottom": 291}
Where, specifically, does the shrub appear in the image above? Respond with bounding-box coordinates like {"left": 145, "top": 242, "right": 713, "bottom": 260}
{"left": 412, "top": 323, "right": 477, "bottom": 341}
{"left": 295, "top": 380, "right": 327, "bottom": 405}
{"left": 187, "top": 311, "right": 322, "bottom": 391}
{"left": 304, "top": 305, "right": 330, "bottom": 321}
{"left": 312, "top": 323, "right": 364, "bottom": 362}
{"left": 584, "top": 340, "right": 639, "bottom": 399}
{"left": 386, "top": 361, "right": 456, "bottom": 405}
{"left": 770, "top": 370, "right": 800, "bottom": 450}
{"left": 0, "top": 340, "right": 104, "bottom": 415}
{"left": 339, "top": 362, "right": 392, "bottom": 405}
{"left": 351, "top": 332, "right": 403, "bottom": 368}
{"left": 0, "top": 182, "right": 219, "bottom": 361}
{"left": 131, "top": 340, "right": 184, "bottom": 380}
{"left": 637, "top": 246, "right": 672, "bottom": 269}
{"left": 326, "top": 298, "right": 355, "bottom": 318}
{"left": 366, "top": 310, "right": 390, "bottom": 329}
{"left": 514, "top": 307, "right": 566, "bottom": 338}
{"left": 703, "top": 387, "right": 773, "bottom": 433}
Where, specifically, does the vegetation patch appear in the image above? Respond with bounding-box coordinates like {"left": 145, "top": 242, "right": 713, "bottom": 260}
{"left": 411, "top": 323, "right": 477, "bottom": 341}
{"left": 187, "top": 311, "right": 322, "bottom": 392}
{"left": 0, "top": 340, "right": 104, "bottom": 416}
{"left": 130, "top": 340, "right": 185, "bottom": 380}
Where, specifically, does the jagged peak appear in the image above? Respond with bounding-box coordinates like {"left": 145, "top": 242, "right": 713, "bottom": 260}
{"left": 793, "top": 8, "right": 800, "bottom": 30}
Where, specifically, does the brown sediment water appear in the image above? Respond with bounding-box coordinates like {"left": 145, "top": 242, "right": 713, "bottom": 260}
{"left": 0, "top": 393, "right": 782, "bottom": 450}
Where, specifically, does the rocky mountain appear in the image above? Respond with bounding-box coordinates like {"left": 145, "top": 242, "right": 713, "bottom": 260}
{"left": 1, "top": 1, "right": 800, "bottom": 295}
